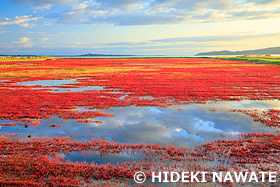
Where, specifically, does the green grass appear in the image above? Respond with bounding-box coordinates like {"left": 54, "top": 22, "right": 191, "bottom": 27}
{"left": 215, "top": 55, "right": 280, "bottom": 65}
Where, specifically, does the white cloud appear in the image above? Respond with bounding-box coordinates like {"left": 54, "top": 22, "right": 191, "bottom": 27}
{"left": 20, "top": 23, "right": 30, "bottom": 27}
{"left": 41, "top": 38, "right": 49, "bottom": 41}
{"left": 43, "top": 22, "right": 53, "bottom": 26}
{"left": 0, "top": 15, "right": 40, "bottom": 27}
{"left": 7, "top": 0, "right": 280, "bottom": 26}
{"left": 67, "top": 11, "right": 75, "bottom": 15}
{"left": 37, "top": 0, "right": 280, "bottom": 26}
{"left": 74, "top": 0, "right": 93, "bottom": 9}
{"left": 12, "top": 37, "right": 34, "bottom": 48}
{"left": 19, "top": 37, "right": 31, "bottom": 43}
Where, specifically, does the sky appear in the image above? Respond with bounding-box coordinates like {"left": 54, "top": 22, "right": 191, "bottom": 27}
{"left": 0, "top": 0, "right": 280, "bottom": 56}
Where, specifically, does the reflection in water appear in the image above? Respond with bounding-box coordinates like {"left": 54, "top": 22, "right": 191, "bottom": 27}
{"left": 17, "top": 79, "right": 77, "bottom": 86}
{"left": 16, "top": 79, "right": 106, "bottom": 92}
{"left": 1, "top": 100, "right": 279, "bottom": 164}
{"left": 51, "top": 86, "right": 105, "bottom": 92}
{"left": 204, "top": 99, "right": 280, "bottom": 110}
{"left": 2, "top": 100, "right": 279, "bottom": 146}
{"left": 63, "top": 151, "right": 143, "bottom": 165}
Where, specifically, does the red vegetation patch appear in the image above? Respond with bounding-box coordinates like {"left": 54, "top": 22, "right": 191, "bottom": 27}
{"left": 1, "top": 58, "right": 280, "bottom": 127}
{"left": 199, "top": 132, "right": 280, "bottom": 166}
{"left": 1, "top": 58, "right": 280, "bottom": 185}
{"left": 1, "top": 132, "right": 280, "bottom": 186}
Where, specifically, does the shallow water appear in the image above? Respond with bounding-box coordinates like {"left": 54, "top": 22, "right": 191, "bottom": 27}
{"left": 17, "top": 79, "right": 77, "bottom": 86}
{"left": 16, "top": 79, "right": 106, "bottom": 92}
{"left": 63, "top": 151, "right": 143, "bottom": 165}
{"left": 2, "top": 100, "right": 279, "bottom": 145}
{"left": 1, "top": 99, "right": 279, "bottom": 164}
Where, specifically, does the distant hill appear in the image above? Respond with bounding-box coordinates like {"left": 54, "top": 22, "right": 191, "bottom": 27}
{"left": 195, "top": 47, "right": 280, "bottom": 56}
{"left": 80, "top": 53, "right": 136, "bottom": 56}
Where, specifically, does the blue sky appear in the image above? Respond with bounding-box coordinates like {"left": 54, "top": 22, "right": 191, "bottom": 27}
{"left": 0, "top": 0, "right": 280, "bottom": 55}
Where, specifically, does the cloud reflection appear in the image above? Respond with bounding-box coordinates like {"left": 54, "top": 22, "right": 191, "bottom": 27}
{"left": 1, "top": 100, "right": 278, "bottom": 147}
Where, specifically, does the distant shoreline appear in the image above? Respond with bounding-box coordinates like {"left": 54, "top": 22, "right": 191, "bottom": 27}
{"left": 195, "top": 47, "right": 280, "bottom": 56}
{"left": 0, "top": 54, "right": 166, "bottom": 57}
